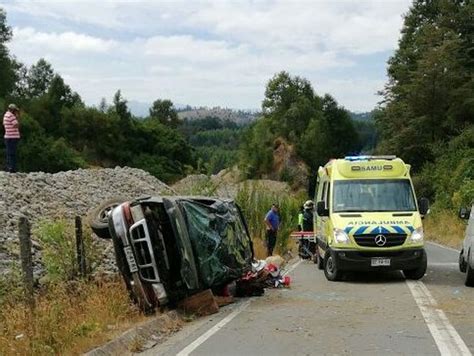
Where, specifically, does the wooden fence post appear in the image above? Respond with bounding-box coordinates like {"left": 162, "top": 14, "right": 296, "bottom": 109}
{"left": 18, "top": 217, "right": 34, "bottom": 308}
{"left": 75, "top": 216, "right": 87, "bottom": 277}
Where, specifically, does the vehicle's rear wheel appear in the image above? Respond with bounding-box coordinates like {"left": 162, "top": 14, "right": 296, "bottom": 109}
{"left": 88, "top": 197, "right": 125, "bottom": 239}
{"left": 324, "top": 250, "right": 342, "bottom": 281}
{"left": 465, "top": 252, "right": 474, "bottom": 287}
{"left": 459, "top": 250, "right": 467, "bottom": 273}
{"left": 403, "top": 250, "right": 427, "bottom": 280}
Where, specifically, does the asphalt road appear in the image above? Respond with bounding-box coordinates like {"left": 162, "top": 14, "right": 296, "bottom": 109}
{"left": 143, "top": 242, "right": 474, "bottom": 356}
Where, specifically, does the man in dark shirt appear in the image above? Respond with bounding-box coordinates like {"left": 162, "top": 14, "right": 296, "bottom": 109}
{"left": 264, "top": 204, "right": 280, "bottom": 256}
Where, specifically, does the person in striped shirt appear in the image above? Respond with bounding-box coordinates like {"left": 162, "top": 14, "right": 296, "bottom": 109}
{"left": 3, "top": 103, "right": 20, "bottom": 173}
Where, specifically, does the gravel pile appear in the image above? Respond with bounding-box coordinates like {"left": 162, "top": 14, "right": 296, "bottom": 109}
{"left": 172, "top": 170, "right": 291, "bottom": 199}
{"left": 0, "top": 167, "right": 174, "bottom": 278}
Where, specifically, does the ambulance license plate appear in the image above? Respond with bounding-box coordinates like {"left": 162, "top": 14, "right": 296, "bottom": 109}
{"left": 371, "top": 257, "right": 391, "bottom": 267}
{"left": 124, "top": 246, "right": 138, "bottom": 272}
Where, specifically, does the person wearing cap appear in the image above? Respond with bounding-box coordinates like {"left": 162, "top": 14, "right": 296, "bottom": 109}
{"left": 264, "top": 203, "right": 280, "bottom": 256}
{"left": 298, "top": 200, "right": 315, "bottom": 258}
{"left": 302, "top": 200, "right": 314, "bottom": 231}
{"left": 3, "top": 104, "right": 21, "bottom": 173}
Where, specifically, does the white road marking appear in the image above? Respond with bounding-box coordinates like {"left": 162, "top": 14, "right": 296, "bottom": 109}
{"left": 428, "top": 262, "right": 458, "bottom": 267}
{"left": 283, "top": 259, "right": 303, "bottom": 276}
{"left": 406, "top": 280, "right": 471, "bottom": 356}
{"left": 176, "top": 300, "right": 252, "bottom": 356}
{"left": 176, "top": 259, "right": 302, "bottom": 356}
{"left": 427, "top": 241, "right": 460, "bottom": 253}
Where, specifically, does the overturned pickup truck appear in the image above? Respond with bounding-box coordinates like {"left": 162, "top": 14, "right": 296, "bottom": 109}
{"left": 89, "top": 196, "right": 254, "bottom": 312}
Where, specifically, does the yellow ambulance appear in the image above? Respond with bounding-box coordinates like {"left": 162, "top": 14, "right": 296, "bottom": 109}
{"left": 314, "top": 156, "right": 429, "bottom": 281}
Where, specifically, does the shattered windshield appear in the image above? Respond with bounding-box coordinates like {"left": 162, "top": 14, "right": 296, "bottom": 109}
{"left": 180, "top": 200, "right": 253, "bottom": 288}
{"left": 333, "top": 179, "right": 417, "bottom": 213}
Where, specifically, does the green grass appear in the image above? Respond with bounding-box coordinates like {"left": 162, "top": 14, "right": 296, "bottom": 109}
{"left": 236, "top": 181, "right": 305, "bottom": 257}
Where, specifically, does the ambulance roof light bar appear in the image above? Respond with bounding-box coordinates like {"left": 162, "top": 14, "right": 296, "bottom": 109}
{"left": 344, "top": 155, "right": 397, "bottom": 161}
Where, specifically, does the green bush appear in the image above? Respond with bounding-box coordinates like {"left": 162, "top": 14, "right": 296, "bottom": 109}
{"left": 35, "top": 220, "right": 98, "bottom": 282}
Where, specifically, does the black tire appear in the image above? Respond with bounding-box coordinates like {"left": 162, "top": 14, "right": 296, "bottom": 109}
{"left": 459, "top": 250, "right": 467, "bottom": 273}
{"left": 465, "top": 252, "right": 474, "bottom": 287}
{"left": 403, "top": 250, "right": 427, "bottom": 280}
{"left": 88, "top": 197, "right": 125, "bottom": 239}
{"left": 324, "top": 250, "right": 343, "bottom": 281}
{"left": 317, "top": 249, "right": 324, "bottom": 270}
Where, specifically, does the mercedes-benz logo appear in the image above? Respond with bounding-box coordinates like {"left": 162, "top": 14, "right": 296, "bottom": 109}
{"left": 375, "top": 234, "right": 387, "bottom": 246}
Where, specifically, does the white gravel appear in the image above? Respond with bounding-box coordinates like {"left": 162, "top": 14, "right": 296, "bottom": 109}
{"left": 0, "top": 167, "right": 174, "bottom": 277}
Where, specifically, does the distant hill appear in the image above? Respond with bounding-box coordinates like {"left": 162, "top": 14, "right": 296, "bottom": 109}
{"left": 177, "top": 106, "right": 259, "bottom": 125}
{"left": 128, "top": 101, "right": 189, "bottom": 118}
{"left": 350, "top": 111, "right": 374, "bottom": 122}
{"left": 128, "top": 101, "right": 259, "bottom": 124}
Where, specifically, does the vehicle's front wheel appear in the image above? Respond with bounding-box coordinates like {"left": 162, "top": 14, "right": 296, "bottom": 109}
{"left": 324, "top": 250, "right": 343, "bottom": 281}
{"left": 459, "top": 250, "right": 467, "bottom": 273}
{"left": 403, "top": 251, "right": 427, "bottom": 280}
{"left": 465, "top": 252, "right": 474, "bottom": 287}
{"left": 88, "top": 197, "right": 125, "bottom": 239}
{"left": 317, "top": 249, "right": 324, "bottom": 270}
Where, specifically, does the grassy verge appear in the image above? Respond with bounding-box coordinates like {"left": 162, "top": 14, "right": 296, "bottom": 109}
{"left": 0, "top": 219, "right": 146, "bottom": 355}
{"left": 424, "top": 209, "right": 466, "bottom": 249}
{"left": 0, "top": 279, "right": 144, "bottom": 355}
{"left": 236, "top": 181, "right": 305, "bottom": 258}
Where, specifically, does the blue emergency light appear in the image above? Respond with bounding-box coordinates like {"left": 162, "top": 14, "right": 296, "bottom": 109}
{"left": 344, "top": 155, "right": 397, "bottom": 161}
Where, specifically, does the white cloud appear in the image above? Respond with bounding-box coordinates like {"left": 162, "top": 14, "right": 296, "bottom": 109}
{"left": 11, "top": 27, "right": 117, "bottom": 53}
{"left": 4, "top": 0, "right": 412, "bottom": 111}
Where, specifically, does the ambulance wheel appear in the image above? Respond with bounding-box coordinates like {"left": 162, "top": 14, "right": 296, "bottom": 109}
{"left": 403, "top": 250, "right": 427, "bottom": 280}
{"left": 317, "top": 251, "right": 324, "bottom": 270}
{"left": 324, "top": 250, "right": 342, "bottom": 281}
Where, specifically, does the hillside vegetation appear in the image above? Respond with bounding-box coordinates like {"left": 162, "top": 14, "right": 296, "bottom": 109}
{"left": 0, "top": 10, "right": 192, "bottom": 183}
{"left": 179, "top": 117, "right": 244, "bottom": 175}
{"left": 375, "top": 0, "right": 473, "bottom": 245}
{"left": 238, "top": 71, "right": 362, "bottom": 193}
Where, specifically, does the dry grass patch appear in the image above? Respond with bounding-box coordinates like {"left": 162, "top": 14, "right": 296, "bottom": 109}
{"left": 424, "top": 209, "right": 466, "bottom": 249}
{"left": 0, "top": 279, "right": 144, "bottom": 355}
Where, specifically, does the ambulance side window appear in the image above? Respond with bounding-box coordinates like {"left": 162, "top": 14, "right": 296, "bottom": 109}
{"left": 320, "top": 182, "right": 327, "bottom": 203}
{"left": 326, "top": 183, "right": 331, "bottom": 211}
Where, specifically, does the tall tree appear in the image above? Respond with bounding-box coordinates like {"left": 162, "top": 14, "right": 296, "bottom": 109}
{"left": 112, "top": 90, "right": 132, "bottom": 122}
{"left": 27, "top": 58, "right": 55, "bottom": 98}
{"left": 262, "top": 71, "right": 319, "bottom": 139}
{"left": 0, "top": 8, "right": 16, "bottom": 99}
{"left": 376, "top": 0, "right": 473, "bottom": 171}
{"left": 149, "top": 99, "right": 180, "bottom": 128}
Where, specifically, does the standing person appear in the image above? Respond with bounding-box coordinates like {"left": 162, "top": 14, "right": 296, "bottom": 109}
{"left": 298, "top": 200, "right": 314, "bottom": 259}
{"left": 297, "top": 205, "right": 304, "bottom": 231}
{"left": 264, "top": 203, "right": 280, "bottom": 256}
{"left": 302, "top": 200, "right": 314, "bottom": 232}
{"left": 3, "top": 104, "right": 21, "bottom": 173}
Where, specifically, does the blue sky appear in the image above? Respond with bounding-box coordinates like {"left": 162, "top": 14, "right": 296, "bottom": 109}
{"left": 3, "top": 0, "right": 412, "bottom": 112}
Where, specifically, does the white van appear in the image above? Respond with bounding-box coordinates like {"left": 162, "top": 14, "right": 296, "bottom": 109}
{"left": 458, "top": 204, "right": 474, "bottom": 286}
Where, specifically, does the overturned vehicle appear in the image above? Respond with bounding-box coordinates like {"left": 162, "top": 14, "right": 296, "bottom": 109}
{"left": 89, "top": 196, "right": 254, "bottom": 312}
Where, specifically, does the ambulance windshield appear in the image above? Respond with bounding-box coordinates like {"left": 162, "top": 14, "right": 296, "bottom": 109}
{"left": 333, "top": 179, "right": 417, "bottom": 212}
